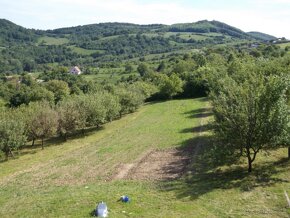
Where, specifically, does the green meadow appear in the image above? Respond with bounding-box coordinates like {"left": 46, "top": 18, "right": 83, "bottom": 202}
{"left": 0, "top": 99, "right": 289, "bottom": 217}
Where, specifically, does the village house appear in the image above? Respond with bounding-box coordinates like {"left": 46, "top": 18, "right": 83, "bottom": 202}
{"left": 69, "top": 66, "right": 82, "bottom": 75}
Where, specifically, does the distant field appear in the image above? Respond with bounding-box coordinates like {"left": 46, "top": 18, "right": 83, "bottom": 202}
{"left": 98, "top": 35, "right": 120, "bottom": 41}
{"left": 0, "top": 99, "right": 289, "bottom": 217}
{"left": 202, "top": 32, "right": 224, "bottom": 37}
{"left": 83, "top": 71, "right": 138, "bottom": 83}
{"left": 128, "top": 48, "right": 199, "bottom": 62}
{"left": 68, "top": 46, "right": 105, "bottom": 55}
{"left": 178, "top": 33, "right": 208, "bottom": 41}
{"left": 278, "top": 42, "right": 290, "bottom": 49}
{"left": 142, "top": 33, "right": 159, "bottom": 38}
{"left": 37, "top": 36, "right": 69, "bottom": 45}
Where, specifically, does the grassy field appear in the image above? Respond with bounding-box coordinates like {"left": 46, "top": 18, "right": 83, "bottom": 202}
{"left": 178, "top": 33, "right": 208, "bottom": 41}
{"left": 68, "top": 46, "right": 105, "bottom": 56}
{"left": 83, "top": 72, "right": 138, "bottom": 83}
{"left": 278, "top": 42, "right": 290, "bottom": 49}
{"left": 0, "top": 98, "right": 289, "bottom": 217}
{"left": 82, "top": 65, "right": 138, "bottom": 83}
{"left": 37, "top": 36, "right": 69, "bottom": 45}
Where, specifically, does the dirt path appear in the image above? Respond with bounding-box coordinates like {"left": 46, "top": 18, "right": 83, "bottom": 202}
{"left": 113, "top": 106, "right": 209, "bottom": 181}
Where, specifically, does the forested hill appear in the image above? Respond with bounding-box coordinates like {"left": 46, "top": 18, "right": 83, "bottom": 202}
{"left": 0, "top": 19, "right": 278, "bottom": 73}
{"left": 247, "top": 31, "right": 277, "bottom": 41}
{"left": 0, "top": 19, "right": 39, "bottom": 44}
{"left": 49, "top": 20, "right": 250, "bottom": 39}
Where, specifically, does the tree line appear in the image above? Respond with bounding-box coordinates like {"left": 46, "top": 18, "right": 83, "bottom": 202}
{"left": 0, "top": 81, "right": 156, "bottom": 160}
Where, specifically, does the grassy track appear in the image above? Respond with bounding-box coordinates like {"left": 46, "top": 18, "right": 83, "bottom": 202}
{"left": 0, "top": 98, "right": 289, "bottom": 217}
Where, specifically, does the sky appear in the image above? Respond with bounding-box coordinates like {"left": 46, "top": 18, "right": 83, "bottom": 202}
{"left": 0, "top": 0, "right": 290, "bottom": 38}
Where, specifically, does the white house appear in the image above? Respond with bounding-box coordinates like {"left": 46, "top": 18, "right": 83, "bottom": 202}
{"left": 69, "top": 66, "right": 82, "bottom": 75}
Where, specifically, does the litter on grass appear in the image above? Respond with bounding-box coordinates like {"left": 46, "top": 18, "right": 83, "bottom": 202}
{"left": 120, "top": 195, "right": 130, "bottom": 203}
{"left": 95, "top": 201, "right": 108, "bottom": 217}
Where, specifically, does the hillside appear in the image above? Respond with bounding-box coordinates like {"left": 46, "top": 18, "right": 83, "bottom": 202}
{"left": 0, "top": 19, "right": 38, "bottom": 44}
{"left": 167, "top": 20, "right": 251, "bottom": 38}
{"left": 0, "top": 99, "right": 289, "bottom": 217}
{"left": 247, "top": 31, "right": 277, "bottom": 41}
{"left": 0, "top": 19, "right": 276, "bottom": 74}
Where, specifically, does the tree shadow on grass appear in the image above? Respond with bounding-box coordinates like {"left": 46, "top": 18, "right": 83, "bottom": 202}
{"left": 180, "top": 124, "right": 213, "bottom": 134}
{"left": 89, "top": 209, "right": 97, "bottom": 217}
{"left": 23, "top": 126, "right": 105, "bottom": 150}
{"left": 159, "top": 135, "right": 290, "bottom": 200}
{"left": 183, "top": 107, "right": 213, "bottom": 119}
{"left": 1, "top": 126, "right": 106, "bottom": 163}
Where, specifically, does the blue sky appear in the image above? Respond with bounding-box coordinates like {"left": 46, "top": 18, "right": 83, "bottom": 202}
{"left": 1, "top": 0, "right": 290, "bottom": 38}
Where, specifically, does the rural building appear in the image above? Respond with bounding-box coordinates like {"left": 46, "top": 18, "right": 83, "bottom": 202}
{"left": 69, "top": 66, "right": 82, "bottom": 75}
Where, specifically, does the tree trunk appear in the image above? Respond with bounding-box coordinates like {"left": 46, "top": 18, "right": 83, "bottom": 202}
{"left": 41, "top": 137, "right": 44, "bottom": 150}
{"left": 288, "top": 147, "right": 290, "bottom": 159}
{"left": 247, "top": 155, "right": 252, "bottom": 173}
{"left": 246, "top": 146, "right": 253, "bottom": 173}
{"left": 9, "top": 149, "right": 15, "bottom": 158}
{"left": 5, "top": 151, "right": 9, "bottom": 161}
{"left": 239, "top": 147, "right": 243, "bottom": 156}
{"left": 32, "top": 138, "right": 35, "bottom": 147}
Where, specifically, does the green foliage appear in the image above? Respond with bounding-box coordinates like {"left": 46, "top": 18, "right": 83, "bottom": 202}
{"left": 29, "top": 86, "right": 55, "bottom": 103}
{"left": 129, "top": 81, "right": 159, "bottom": 99}
{"left": 25, "top": 102, "right": 58, "bottom": 148}
{"left": 247, "top": 31, "right": 277, "bottom": 41}
{"left": 8, "top": 86, "right": 32, "bottom": 107}
{"left": 45, "top": 80, "right": 70, "bottom": 103}
{"left": 124, "top": 63, "right": 134, "bottom": 73}
{"left": 172, "top": 60, "right": 195, "bottom": 74}
{"left": 210, "top": 62, "right": 289, "bottom": 172}
{"left": 57, "top": 99, "right": 82, "bottom": 140}
{"left": 168, "top": 20, "right": 251, "bottom": 39}
{"left": 151, "top": 73, "right": 183, "bottom": 99}
{"left": 0, "top": 19, "right": 278, "bottom": 73}
{"left": 115, "top": 86, "right": 144, "bottom": 115}
{"left": 137, "top": 63, "right": 151, "bottom": 77}
{"left": 5, "top": 80, "right": 54, "bottom": 107}
{"left": 0, "top": 109, "right": 26, "bottom": 159}
{"left": 82, "top": 94, "right": 107, "bottom": 127}
{"left": 101, "top": 92, "right": 121, "bottom": 122}
{"left": 181, "top": 69, "right": 209, "bottom": 98}
{"left": 156, "top": 61, "right": 166, "bottom": 72}
{"left": 0, "top": 19, "right": 37, "bottom": 44}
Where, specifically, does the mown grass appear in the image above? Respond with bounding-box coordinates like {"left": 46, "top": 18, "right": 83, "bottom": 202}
{"left": 0, "top": 98, "right": 289, "bottom": 217}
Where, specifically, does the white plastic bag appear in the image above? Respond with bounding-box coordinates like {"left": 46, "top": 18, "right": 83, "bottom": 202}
{"left": 97, "top": 202, "right": 108, "bottom": 217}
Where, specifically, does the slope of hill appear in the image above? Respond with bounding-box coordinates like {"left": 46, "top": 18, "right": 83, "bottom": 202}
{"left": 247, "top": 31, "right": 277, "bottom": 41}
{"left": 0, "top": 19, "right": 41, "bottom": 45}
{"left": 0, "top": 19, "right": 276, "bottom": 74}
{"left": 167, "top": 20, "right": 251, "bottom": 39}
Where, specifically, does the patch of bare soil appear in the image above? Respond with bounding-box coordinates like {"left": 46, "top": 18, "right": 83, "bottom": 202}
{"left": 114, "top": 163, "right": 135, "bottom": 180}
{"left": 126, "top": 148, "right": 191, "bottom": 181}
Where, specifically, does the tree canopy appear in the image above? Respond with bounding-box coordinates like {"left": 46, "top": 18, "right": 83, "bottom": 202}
{"left": 210, "top": 61, "right": 289, "bottom": 172}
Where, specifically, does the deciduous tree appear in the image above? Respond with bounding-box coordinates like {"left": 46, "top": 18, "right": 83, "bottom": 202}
{"left": 211, "top": 69, "right": 289, "bottom": 172}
